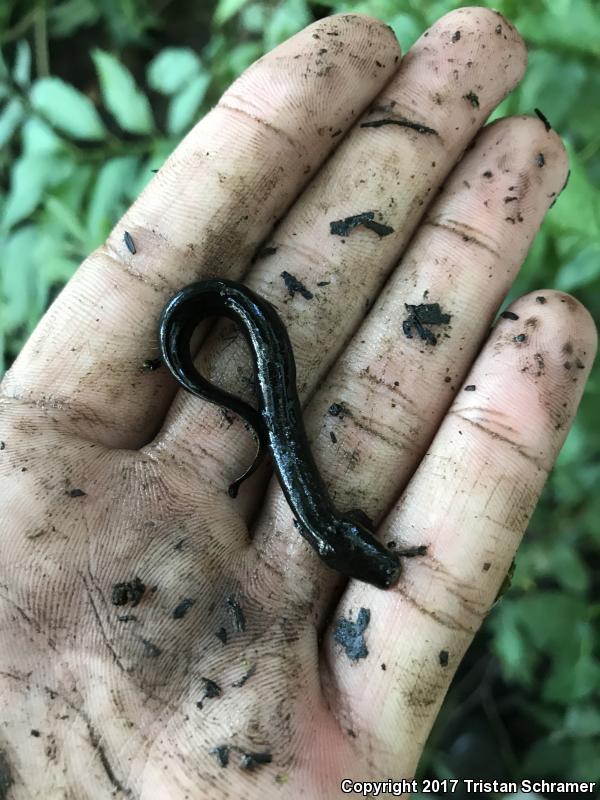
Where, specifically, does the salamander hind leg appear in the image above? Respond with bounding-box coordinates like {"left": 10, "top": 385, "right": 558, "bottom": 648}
{"left": 346, "top": 508, "right": 375, "bottom": 532}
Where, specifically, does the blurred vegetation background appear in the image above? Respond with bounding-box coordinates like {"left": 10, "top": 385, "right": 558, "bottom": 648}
{"left": 0, "top": 0, "right": 598, "bottom": 793}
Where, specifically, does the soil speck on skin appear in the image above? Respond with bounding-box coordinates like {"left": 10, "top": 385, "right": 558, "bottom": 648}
{"left": 239, "top": 751, "right": 273, "bottom": 770}
{"left": 334, "top": 607, "right": 371, "bottom": 661}
{"left": 210, "top": 745, "right": 229, "bottom": 768}
{"left": 501, "top": 311, "right": 519, "bottom": 320}
{"left": 173, "top": 598, "right": 195, "bottom": 619}
{"left": 483, "top": 562, "right": 491, "bottom": 572}
{"left": 464, "top": 91, "right": 479, "bottom": 108}
{"left": 328, "top": 402, "right": 347, "bottom": 418}
{"left": 483, "top": 170, "right": 493, "bottom": 178}
{"left": 280, "top": 271, "right": 313, "bottom": 300}
{"left": 124, "top": 231, "right": 136, "bottom": 254}
{"left": 452, "top": 30, "right": 461, "bottom": 42}
{"left": 536, "top": 296, "right": 547, "bottom": 304}
{"left": 439, "top": 650, "right": 449, "bottom": 667}
{"left": 141, "top": 639, "right": 161, "bottom": 658}
{"left": 174, "top": 539, "right": 186, "bottom": 551}
{"left": 317, "top": 281, "right": 330, "bottom": 287}
{"left": 142, "top": 358, "right": 162, "bottom": 372}
{"left": 197, "top": 678, "right": 222, "bottom": 708}
{"left": 117, "top": 614, "right": 137, "bottom": 622}
{"left": 402, "top": 303, "right": 451, "bottom": 346}
{"left": 514, "top": 334, "right": 527, "bottom": 343}
{"left": 30, "top": 729, "right": 40, "bottom": 737}
{"left": 360, "top": 117, "right": 438, "bottom": 136}
{"left": 67, "top": 488, "right": 86, "bottom": 497}
{"left": 536, "top": 153, "right": 545, "bottom": 168}
{"left": 330, "top": 431, "right": 337, "bottom": 444}
{"left": 464, "top": 385, "right": 476, "bottom": 392}
{"left": 330, "top": 211, "right": 394, "bottom": 238}
{"left": 215, "top": 627, "right": 228, "bottom": 644}
{"left": 112, "top": 577, "right": 146, "bottom": 607}
{"left": 226, "top": 596, "right": 246, "bottom": 632}
{"left": 0, "top": 442, "right": 5, "bottom": 450}
{"left": 233, "top": 663, "right": 257, "bottom": 688}
{"left": 381, "top": 663, "right": 386, "bottom": 671}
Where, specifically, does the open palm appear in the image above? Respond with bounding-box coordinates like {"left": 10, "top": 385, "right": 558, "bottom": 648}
{"left": 0, "top": 8, "right": 596, "bottom": 798}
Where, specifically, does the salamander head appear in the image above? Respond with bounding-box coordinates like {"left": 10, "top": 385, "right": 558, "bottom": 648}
{"left": 321, "top": 518, "right": 402, "bottom": 590}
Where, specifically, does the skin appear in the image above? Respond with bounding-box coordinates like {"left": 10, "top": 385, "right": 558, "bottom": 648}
{"left": 159, "top": 278, "right": 401, "bottom": 587}
{"left": 0, "top": 7, "right": 596, "bottom": 799}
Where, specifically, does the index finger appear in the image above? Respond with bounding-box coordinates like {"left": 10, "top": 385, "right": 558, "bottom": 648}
{"left": 1, "top": 14, "right": 401, "bottom": 448}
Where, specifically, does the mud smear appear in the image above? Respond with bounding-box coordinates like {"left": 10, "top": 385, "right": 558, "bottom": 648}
{"left": 333, "top": 607, "right": 371, "bottom": 661}
{"left": 111, "top": 577, "right": 146, "bottom": 607}
{"left": 402, "top": 303, "right": 451, "bottom": 346}
{"left": 173, "top": 598, "right": 195, "bottom": 619}
{"left": 281, "top": 271, "right": 313, "bottom": 300}
{"left": 226, "top": 596, "right": 246, "bottom": 632}
{"left": 330, "top": 211, "right": 394, "bottom": 238}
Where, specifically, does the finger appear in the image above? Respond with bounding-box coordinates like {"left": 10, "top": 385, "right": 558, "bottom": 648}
{"left": 1, "top": 13, "right": 401, "bottom": 447}
{"left": 251, "top": 113, "right": 568, "bottom": 606}
{"left": 153, "top": 7, "right": 526, "bottom": 503}
{"left": 322, "top": 291, "right": 597, "bottom": 775}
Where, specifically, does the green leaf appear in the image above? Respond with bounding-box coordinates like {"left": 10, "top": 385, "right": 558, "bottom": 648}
{"left": 92, "top": 49, "right": 154, "bottom": 135}
{"left": 167, "top": 72, "right": 210, "bottom": 135}
{"left": 30, "top": 77, "right": 107, "bottom": 141}
{"left": 0, "top": 226, "right": 40, "bottom": 329}
{"left": 21, "top": 117, "right": 62, "bottom": 154}
{"left": 214, "top": 0, "right": 251, "bottom": 26}
{"left": 555, "top": 244, "right": 600, "bottom": 291}
{"left": 264, "top": 0, "right": 312, "bottom": 50}
{"left": 0, "top": 98, "right": 24, "bottom": 148}
{"left": 44, "top": 196, "right": 88, "bottom": 244}
{"left": 147, "top": 48, "right": 202, "bottom": 95}
{"left": 86, "top": 156, "right": 139, "bottom": 246}
{"left": 13, "top": 40, "right": 31, "bottom": 87}
{"left": 240, "top": 3, "right": 267, "bottom": 33}
{"left": 2, "top": 154, "right": 73, "bottom": 230}
{"left": 48, "top": 0, "right": 101, "bottom": 37}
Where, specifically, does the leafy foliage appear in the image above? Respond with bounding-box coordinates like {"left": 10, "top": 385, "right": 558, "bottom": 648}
{"left": 0, "top": 0, "right": 598, "bottom": 782}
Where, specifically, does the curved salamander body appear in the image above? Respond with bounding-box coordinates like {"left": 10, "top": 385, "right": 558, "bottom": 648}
{"left": 159, "top": 278, "right": 401, "bottom": 589}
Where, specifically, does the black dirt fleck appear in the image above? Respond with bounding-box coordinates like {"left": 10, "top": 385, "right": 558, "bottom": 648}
{"left": 536, "top": 153, "right": 545, "bottom": 168}
{"left": 112, "top": 576, "right": 146, "bottom": 607}
{"left": 173, "top": 598, "right": 195, "bottom": 619}
{"left": 439, "top": 650, "right": 449, "bottom": 667}
{"left": 142, "top": 358, "right": 162, "bottom": 372}
{"left": 514, "top": 334, "right": 527, "bottom": 343}
{"left": 328, "top": 402, "right": 347, "bottom": 417}
{"left": 317, "top": 281, "right": 330, "bottom": 287}
{"left": 330, "top": 431, "right": 337, "bottom": 444}
{"left": 226, "top": 596, "right": 246, "bottom": 632}
{"left": 360, "top": 117, "right": 438, "bottom": 136}
{"left": 174, "top": 539, "right": 186, "bottom": 551}
{"left": 464, "top": 91, "right": 480, "bottom": 108}
{"left": 381, "top": 663, "right": 386, "bottom": 670}
{"left": 536, "top": 296, "right": 547, "bottom": 304}
{"left": 141, "top": 639, "right": 161, "bottom": 657}
{"left": 124, "top": 231, "right": 136, "bottom": 254}
{"left": 215, "top": 627, "right": 228, "bottom": 644}
{"left": 30, "top": 729, "right": 41, "bottom": 737}
{"left": 483, "top": 170, "right": 493, "bottom": 178}
{"left": 233, "top": 663, "right": 257, "bottom": 687}
{"left": 281, "top": 271, "right": 313, "bottom": 300}
{"left": 501, "top": 311, "right": 519, "bottom": 320}
{"left": 197, "top": 678, "right": 222, "bottom": 708}
{"left": 330, "top": 211, "right": 394, "bottom": 238}
{"left": 483, "top": 562, "right": 491, "bottom": 572}
{"left": 452, "top": 30, "right": 461, "bottom": 42}
{"left": 333, "top": 607, "right": 371, "bottom": 661}
{"left": 210, "top": 745, "right": 230, "bottom": 768}
{"left": 239, "top": 751, "right": 272, "bottom": 770}
{"left": 464, "top": 385, "right": 476, "bottom": 391}
{"left": 396, "top": 544, "right": 428, "bottom": 557}
{"left": 67, "top": 488, "right": 86, "bottom": 497}
{"left": 402, "top": 303, "right": 451, "bottom": 346}
{"left": 117, "top": 614, "right": 137, "bottom": 622}
{"left": 534, "top": 108, "right": 552, "bottom": 131}
{"left": 0, "top": 442, "right": 4, "bottom": 450}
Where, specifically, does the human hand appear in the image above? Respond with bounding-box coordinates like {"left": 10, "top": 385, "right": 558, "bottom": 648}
{"left": 0, "top": 7, "right": 596, "bottom": 798}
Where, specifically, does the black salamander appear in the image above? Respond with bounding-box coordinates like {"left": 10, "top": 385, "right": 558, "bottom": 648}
{"left": 159, "top": 279, "right": 401, "bottom": 589}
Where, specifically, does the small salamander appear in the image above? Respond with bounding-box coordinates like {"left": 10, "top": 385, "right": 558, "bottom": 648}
{"left": 159, "top": 279, "right": 401, "bottom": 589}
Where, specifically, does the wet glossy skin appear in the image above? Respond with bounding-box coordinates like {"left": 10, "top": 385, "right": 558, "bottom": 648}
{"left": 159, "top": 279, "right": 401, "bottom": 589}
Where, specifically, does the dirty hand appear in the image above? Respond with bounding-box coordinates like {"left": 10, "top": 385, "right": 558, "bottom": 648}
{"left": 0, "top": 8, "right": 596, "bottom": 799}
